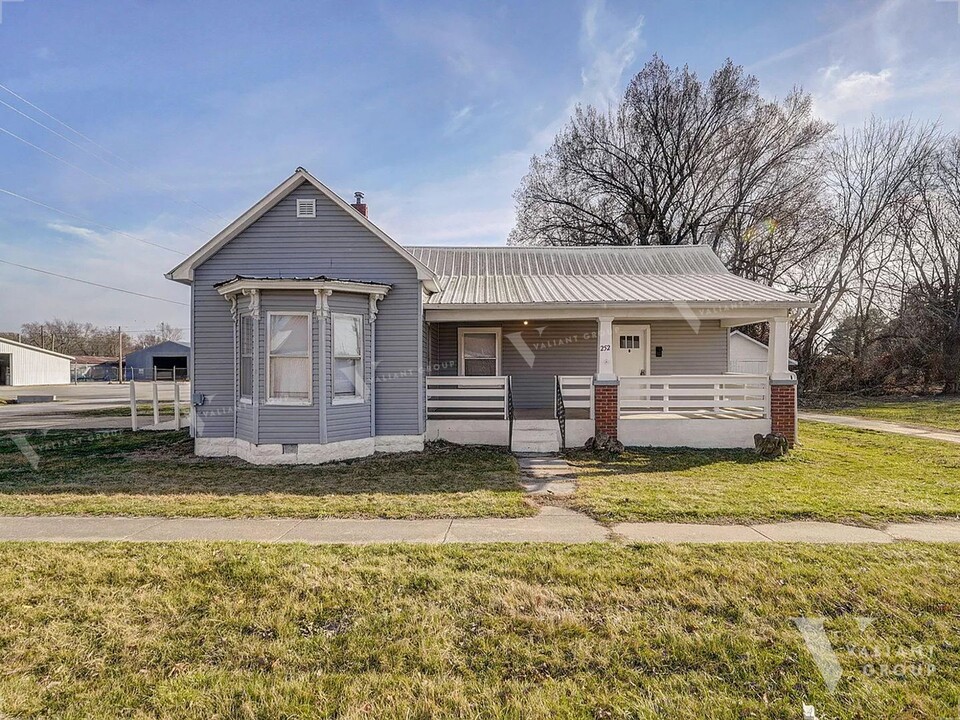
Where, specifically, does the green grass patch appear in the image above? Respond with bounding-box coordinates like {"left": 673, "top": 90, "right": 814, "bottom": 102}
{"left": 568, "top": 422, "right": 960, "bottom": 525}
{"left": 0, "top": 542, "right": 958, "bottom": 718}
{"left": 812, "top": 396, "right": 960, "bottom": 432}
{"left": 0, "top": 431, "right": 530, "bottom": 519}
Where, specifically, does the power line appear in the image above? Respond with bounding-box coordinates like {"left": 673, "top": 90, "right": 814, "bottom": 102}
{"left": 0, "top": 82, "right": 230, "bottom": 224}
{"left": 0, "top": 188, "right": 185, "bottom": 255}
{"left": 0, "top": 124, "right": 219, "bottom": 238}
{"left": 0, "top": 95, "right": 221, "bottom": 234}
{"left": 0, "top": 97, "right": 110, "bottom": 167}
{"left": 0, "top": 126, "right": 114, "bottom": 188}
{"left": 0, "top": 259, "right": 188, "bottom": 306}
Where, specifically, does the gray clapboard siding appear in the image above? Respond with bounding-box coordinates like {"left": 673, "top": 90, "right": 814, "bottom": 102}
{"left": 648, "top": 320, "right": 727, "bottom": 375}
{"left": 192, "top": 180, "right": 422, "bottom": 441}
{"left": 326, "top": 293, "right": 372, "bottom": 443}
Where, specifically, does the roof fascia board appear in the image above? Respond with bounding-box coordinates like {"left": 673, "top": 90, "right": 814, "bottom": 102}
{"left": 424, "top": 305, "right": 796, "bottom": 323}
{"left": 0, "top": 337, "right": 75, "bottom": 360}
{"left": 216, "top": 278, "right": 391, "bottom": 297}
{"left": 166, "top": 172, "right": 305, "bottom": 284}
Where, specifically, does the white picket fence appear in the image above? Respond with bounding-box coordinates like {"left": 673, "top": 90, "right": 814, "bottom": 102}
{"left": 426, "top": 376, "right": 509, "bottom": 419}
{"left": 619, "top": 374, "right": 769, "bottom": 417}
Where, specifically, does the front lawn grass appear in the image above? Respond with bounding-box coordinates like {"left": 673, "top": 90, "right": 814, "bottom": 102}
{"left": 812, "top": 395, "right": 960, "bottom": 432}
{"left": 0, "top": 430, "right": 530, "bottom": 519}
{"left": 568, "top": 422, "right": 960, "bottom": 525}
{"left": 1, "top": 542, "right": 958, "bottom": 719}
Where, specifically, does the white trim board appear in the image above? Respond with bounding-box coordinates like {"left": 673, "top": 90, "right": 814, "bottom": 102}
{"left": 0, "top": 337, "right": 74, "bottom": 361}
{"left": 424, "top": 306, "right": 796, "bottom": 323}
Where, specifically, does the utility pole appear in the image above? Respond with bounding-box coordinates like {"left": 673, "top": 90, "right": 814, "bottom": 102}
{"left": 118, "top": 326, "right": 124, "bottom": 384}
{"left": 40, "top": 327, "right": 44, "bottom": 349}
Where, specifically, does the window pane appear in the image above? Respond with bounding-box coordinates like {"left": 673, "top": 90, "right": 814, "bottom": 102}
{"left": 240, "top": 357, "right": 253, "bottom": 398}
{"left": 334, "top": 358, "right": 358, "bottom": 396}
{"left": 463, "top": 333, "right": 496, "bottom": 359}
{"left": 240, "top": 317, "right": 254, "bottom": 398}
{"left": 270, "top": 315, "right": 308, "bottom": 356}
{"left": 270, "top": 356, "right": 310, "bottom": 400}
{"left": 334, "top": 315, "right": 361, "bottom": 357}
{"left": 241, "top": 316, "right": 254, "bottom": 355}
{"left": 464, "top": 358, "right": 497, "bottom": 376}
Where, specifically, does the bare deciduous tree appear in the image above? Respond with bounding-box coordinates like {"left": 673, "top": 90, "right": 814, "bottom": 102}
{"left": 510, "top": 56, "right": 830, "bottom": 253}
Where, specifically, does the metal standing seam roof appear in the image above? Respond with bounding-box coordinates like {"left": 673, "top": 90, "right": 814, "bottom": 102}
{"left": 405, "top": 245, "right": 807, "bottom": 307}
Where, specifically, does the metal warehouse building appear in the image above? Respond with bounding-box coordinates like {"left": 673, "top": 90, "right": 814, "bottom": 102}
{"left": 0, "top": 337, "right": 73, "bottom": 386}
{"left": 123, "top": 340, "right": 190, "bottom": 381}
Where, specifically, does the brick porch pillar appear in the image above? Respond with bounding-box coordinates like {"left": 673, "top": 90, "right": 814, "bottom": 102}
{"left": 594, "top": 380, "right": 619, "bottom": 439}
{"left": 770, "top": 381, "right": 797, "bottom": 447}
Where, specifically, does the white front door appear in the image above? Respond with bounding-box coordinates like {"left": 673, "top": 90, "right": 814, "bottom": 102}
{"left": 613, "top": 325, "right": 650, "bottom": 376}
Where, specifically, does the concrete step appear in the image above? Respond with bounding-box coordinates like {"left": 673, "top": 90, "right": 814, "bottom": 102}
{"left": 512, "top": 430, "right": 558, "bottom": 442}
{"left": 512, "top": 439, "right": 561, "bottom": 453}
{"left": 513, "top": 419, "right": 560, "bottom": 430}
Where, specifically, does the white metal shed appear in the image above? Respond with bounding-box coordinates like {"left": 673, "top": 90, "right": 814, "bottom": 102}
{"left": 0, "top": 338, "right": 73, "bottom": 386}
{"left": 728, "top": 330, "right": 797, "bottom": 374}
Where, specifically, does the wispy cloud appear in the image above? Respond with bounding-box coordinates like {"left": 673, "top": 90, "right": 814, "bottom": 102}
{"left": 813, "top": 66, "right": 895, "bottom": 121}
{"left": 444, "top": 105, "right": 474, "bottom": 137}
{"left": 376, "top": 0, "right": 646, "bottom": 247}
{"left": 578, "top": 0, "right": 644, "bottom": 107}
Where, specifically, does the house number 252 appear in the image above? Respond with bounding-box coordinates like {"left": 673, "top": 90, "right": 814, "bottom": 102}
{"left": 599, "top": 344, "right": 611, "bottom": 351}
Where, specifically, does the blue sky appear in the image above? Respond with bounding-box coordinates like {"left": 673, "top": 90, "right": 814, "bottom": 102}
{"left": 1, "top": 0, "right": 959, "bottom": 333}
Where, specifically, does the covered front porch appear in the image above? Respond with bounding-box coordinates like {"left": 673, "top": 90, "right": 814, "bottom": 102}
{"left": 423, "top": 311, "right": 796, "bottom": 451}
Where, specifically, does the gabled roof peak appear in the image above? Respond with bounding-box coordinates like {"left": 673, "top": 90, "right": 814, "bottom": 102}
{"left": 165, "top": 168, "right": 438, "bottom": 290}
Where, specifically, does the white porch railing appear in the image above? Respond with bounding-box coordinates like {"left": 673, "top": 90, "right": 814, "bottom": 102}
{"left": 426, "top": 376, "right": 509, "bottom": 419}
{"left": 554, "top": 375, "right": 593, "bottom": 418}
{"left": 619, "top": 374, "right": 769, "bottom": 418}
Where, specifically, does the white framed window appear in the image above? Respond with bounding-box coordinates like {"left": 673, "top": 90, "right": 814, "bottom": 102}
{"left": 239, "top": 315, "right": 254, "bottom": 401}
{"left": 332, "top": 313, "right": 364, "bottom": 404}
{"left": 266, "top": 312, "right": 312, "bottom": 404}
{"left": 296, "top": 198, "right": 316, "bottom": 218}
{"left": 458, "top": 327, "right": 501, "bottom": 376}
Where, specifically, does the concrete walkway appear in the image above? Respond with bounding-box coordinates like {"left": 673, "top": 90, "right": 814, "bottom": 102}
{"left": 1, "top": 510, "right": 959, "bottom": 544}
{"left": 517, "top": 455, "right": 577, "bottom": 496}
{"left": 801, "top": 412, "right": 960, "bottom": 444}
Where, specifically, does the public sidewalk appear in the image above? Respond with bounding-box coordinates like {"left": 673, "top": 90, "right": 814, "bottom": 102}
{"left": 1, "top": 508, "right": 958, "bottom": 544}
{"left": 800, "top": 412, "right": 960, "bottom": 444}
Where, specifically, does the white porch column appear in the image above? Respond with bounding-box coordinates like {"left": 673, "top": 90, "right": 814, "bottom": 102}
{"left": 596, "top": 316, "right": 616, "bottom": 381}
{"left": 767, "top": 316, "right": 794, "bottom": 382}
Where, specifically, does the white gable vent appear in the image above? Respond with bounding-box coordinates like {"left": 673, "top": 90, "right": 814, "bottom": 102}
{"left": 296, "top": 198, "right": 316, "bottom": 218}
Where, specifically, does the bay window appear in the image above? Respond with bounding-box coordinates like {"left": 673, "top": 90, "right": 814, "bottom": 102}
{"left": 333, "top": 313, "right": 363, "bottom": 402}
{"left": 267, "top": 312, "right": 311, "bottom": 403}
